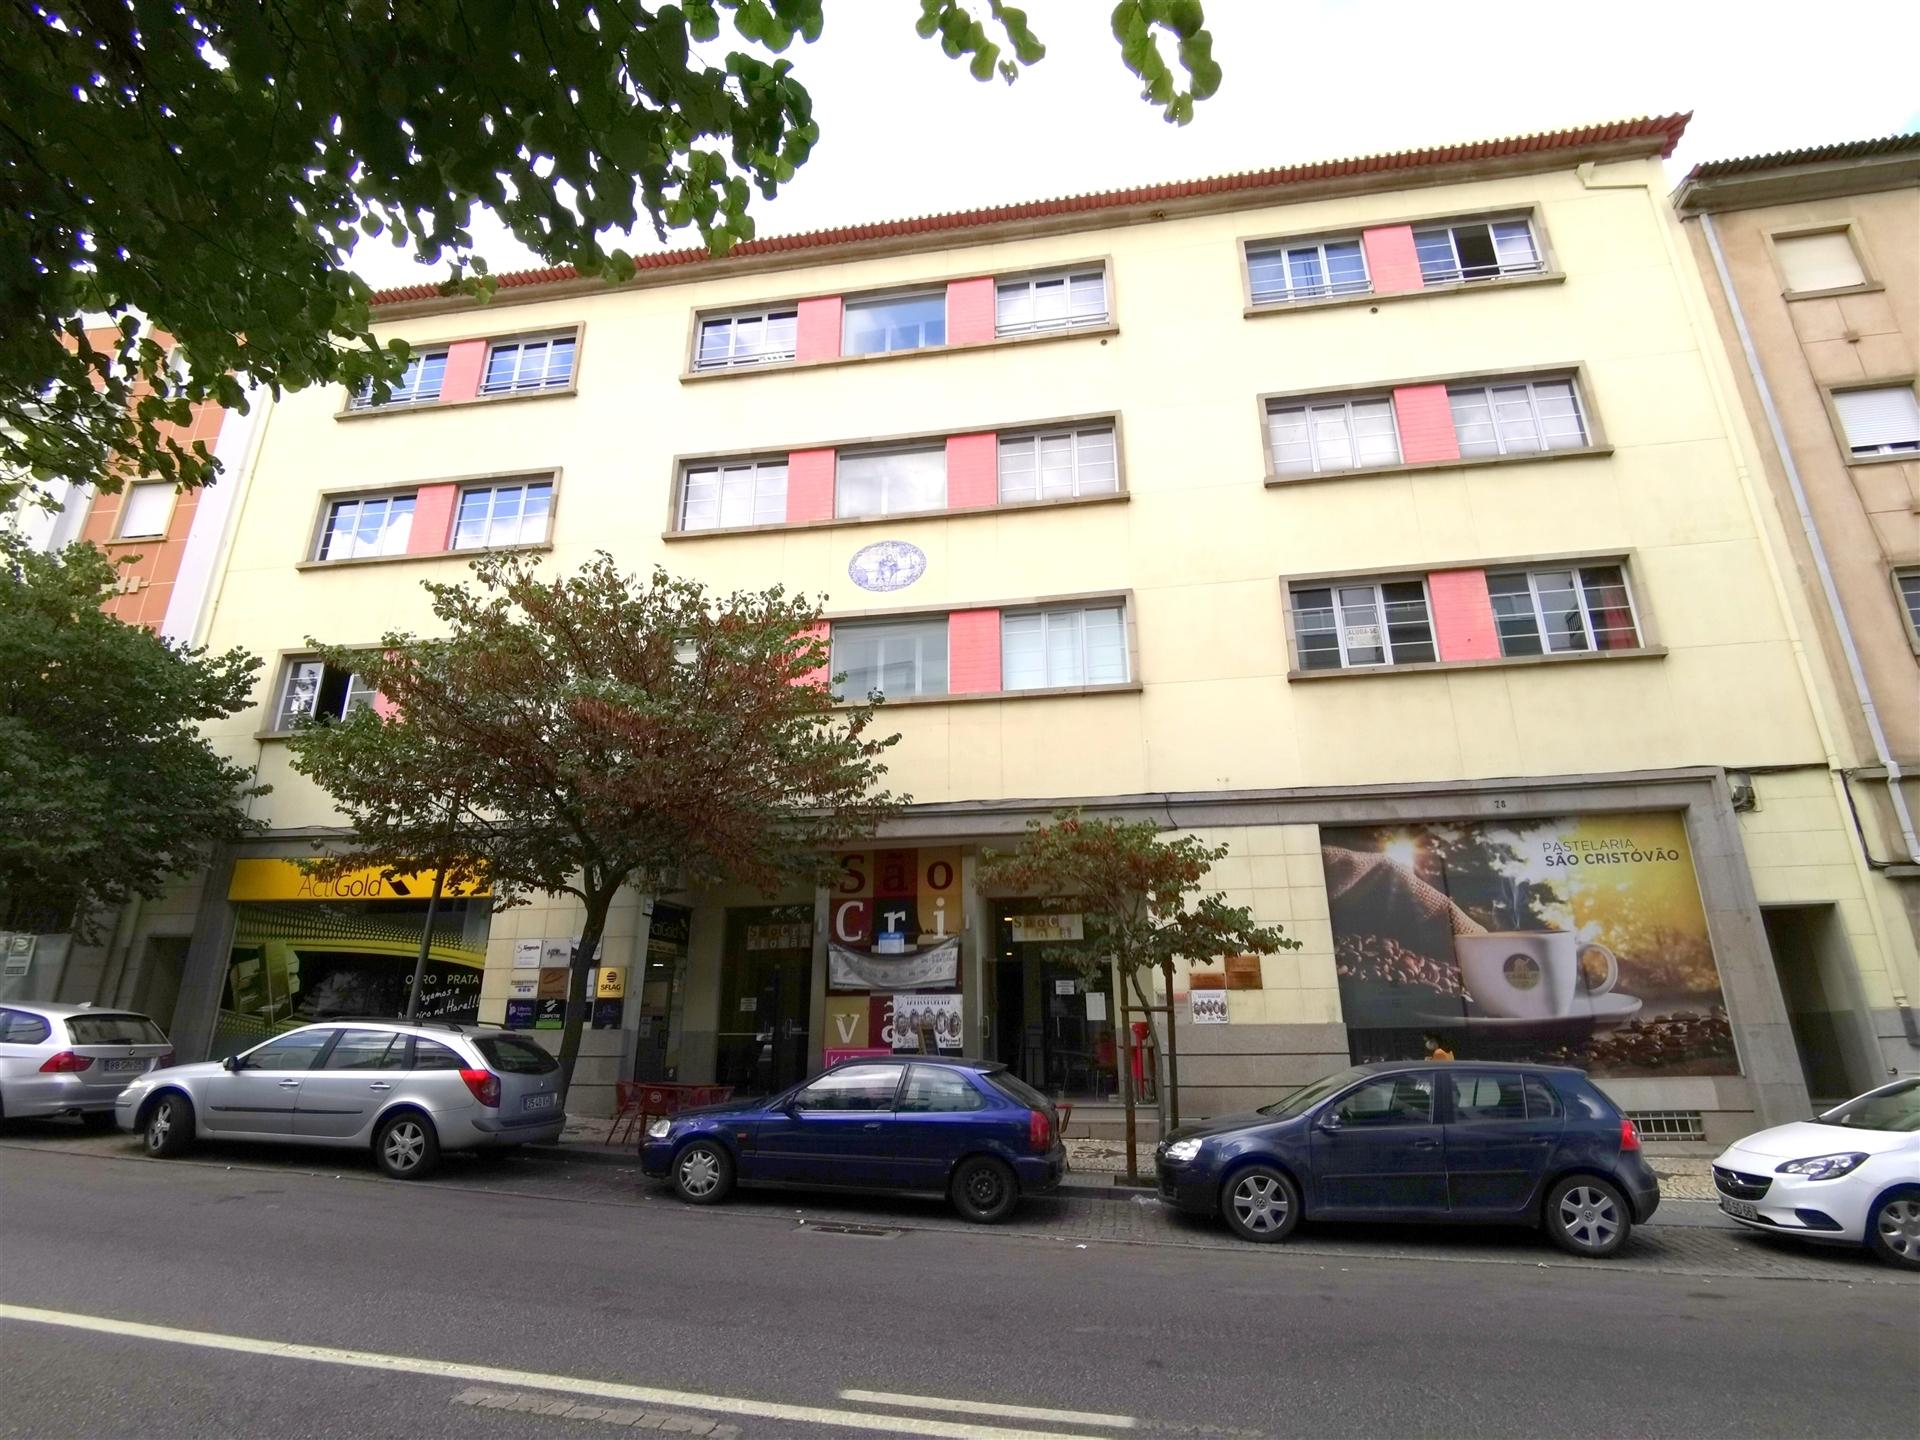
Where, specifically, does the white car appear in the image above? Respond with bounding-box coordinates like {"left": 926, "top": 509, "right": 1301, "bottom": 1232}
{"left": 1712, "top": 1077, "right": 1920, "bottom": 1268}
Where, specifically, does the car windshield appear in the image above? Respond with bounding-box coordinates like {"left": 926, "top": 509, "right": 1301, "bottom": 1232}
{"left": 1814, "top": 1079, "right": 1920, "bottom": 1133}
{"left": 64, "top": 1014, "right": 167, "bottom": 1046}
{"left": 1257, "top": 1068, "right": 1368, "bottom": 1119}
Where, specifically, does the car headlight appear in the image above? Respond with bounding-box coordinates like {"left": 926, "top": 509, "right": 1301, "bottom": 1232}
{"left": 1162, "top": 1138, "right": 1203, "bottom": 1164}
{"left": 646, "top": 1118, "right": 673, "bottom": 1140}
{"left": 1775, "top": 1152, "right": 1869, "bottom": 1181}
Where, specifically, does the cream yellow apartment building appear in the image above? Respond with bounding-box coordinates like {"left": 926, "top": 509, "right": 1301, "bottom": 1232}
{"left": 150, "top": 115, "right": 1917, "bottom": 1137}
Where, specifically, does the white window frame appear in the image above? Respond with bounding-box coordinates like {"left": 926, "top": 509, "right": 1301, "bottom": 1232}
{"left": 694, "top": 307, "right": 798, "bottom": 371}
{"left": 117, "top": 481, "right": 175, "bottom": 539}
{"left": 1289, "top": 580, "right": 1436, "bottom": 670}
{"left": 835, "top": 446, "right": 947, "bottom": 519}
{"left": 1266, "top": 396, "right": 1401, "bottom": 475}
{"left": 451, "top": 479, "right": 554, "bottom": 551}
{"left": 480, "top": 334, "right": 576, "bottom": 395}
{"left": 272, "top": 657, "right": 377, "bottom": 732}
{"left": 315, "top": 491, "right": 417, "bottom": 561}
{"left": 1448, "top": 379, "right": 1589, "bottom": 457}
{"left": 831, "top": 617, "right": 950, "bottom": 701}
{"left": 678, "top": 458, "right": 789, "bottom": 532}
{"left": 1485, "top": 566, "right": 1642, "bottom": 655}
{"left": 994, "top": 270, "right": 1109, "bottom": 336}
{"left": 1412, "top": 218, "right": 1543, "bottom": 286}
{"left": 348, "top": 350, "right": 449, "bottom": 409}
{"left": 1832, "top": 385, "right": 1920, "bottom": 459}
{"left": 842, "top": 291, "right": 947, "bottom": 356}
{"left": 996, "top": 425, "right": 1119, "bottom": 503}
{"left": 1246, "top": 238, "right": 1371, "bottom": 305}
{"left": 1000, "top": 604, "right": 1130, "bottom": 691}
{"left": 1892, "top": 569, "right": 1920, "bottom": 648}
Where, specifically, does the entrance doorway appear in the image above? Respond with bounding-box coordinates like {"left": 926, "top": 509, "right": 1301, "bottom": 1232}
{"left": 986, "top": 904, "right": 1118, "bottom": 1100}
{"left": 715, "top": 905, "right": 814, "bottom": 1095}
{"left": 1762, "top": 905, "right": 1879, "bottom": 1105}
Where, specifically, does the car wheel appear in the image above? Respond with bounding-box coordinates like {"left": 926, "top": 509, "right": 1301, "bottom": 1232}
{"left": 1545, "top": 1176, "right": 1631, "bottom": 1258}
{"left": 144, "top": 1092, "right": 195, "bottom": 1158}
{"left": 1221, "top": 1165, "right": 1301, "bottom": 1243}
{"left": 374, "top": 1110, "right": 441, "bottom": 1181}
{"left": 951, "top": 1156, "right": 1019, "bottom": 1224}
{"left": 1867, "top": 1189, "right": 1920, "bottom": 1269}
{"left": 672, "top": 1140, "right": 734, "bottom": 1205}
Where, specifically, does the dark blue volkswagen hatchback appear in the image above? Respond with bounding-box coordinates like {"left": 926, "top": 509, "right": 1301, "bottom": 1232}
{"left": 1156, "top": 1061, "right": 1660, "bottom": 1256}
{"left": 639, "top": 1056, "right": 1067, "bottom": 1223}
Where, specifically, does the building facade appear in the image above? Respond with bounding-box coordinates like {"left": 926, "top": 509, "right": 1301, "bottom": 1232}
{"left": 156, "top": 116, "right": 1917, "bottom": 1139}
{"left": 1674, "top": 136, "right": 1920, "bottom": 1101}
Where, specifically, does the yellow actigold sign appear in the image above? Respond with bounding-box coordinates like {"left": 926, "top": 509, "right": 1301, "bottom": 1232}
{"left": 227, "top": 859, "right": 490, "bottom": 902}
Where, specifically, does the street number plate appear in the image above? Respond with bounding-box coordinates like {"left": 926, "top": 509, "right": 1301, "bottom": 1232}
{"left": 1720, "top": 1197, "right": 1759, "bottom": 1221}
{"left": 522, "top": 1093, "right": 556, "bottom": 1111}
{"left": 103, "top": 1058, "right": 147, "bottom": 1073}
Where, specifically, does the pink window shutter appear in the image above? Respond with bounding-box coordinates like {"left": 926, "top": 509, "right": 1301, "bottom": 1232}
{"left": 1361, "top": 226, "right": 1425, "bottom": 295}
{"left": 947, "top": 609, "right": 1003, "bottom": 694}
{"left": 1427, "top": 569, "right": 1501, "bottom": 661}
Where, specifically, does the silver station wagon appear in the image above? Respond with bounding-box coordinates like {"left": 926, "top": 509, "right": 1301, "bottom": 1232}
{"left": 114, "top": 1020, "right": 566, "bottom": 1179}
{"left": 0, "top": 1003, "right": 173, "bottom": 1125}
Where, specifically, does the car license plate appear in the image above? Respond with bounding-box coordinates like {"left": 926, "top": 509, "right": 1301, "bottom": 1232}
{"left": 1721, "top": 1197, "right": 1760, "bottom": 1221}
{"left": 103, "top": 1058, "right": 146, "bottom": 1073}
{"left": 522, "top": 1093, "right": 556, "bottom": 1112}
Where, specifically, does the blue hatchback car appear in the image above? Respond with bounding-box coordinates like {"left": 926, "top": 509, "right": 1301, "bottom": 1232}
{"left": 639, "top": 1056, "right": 1067, "bottom": 1223}
{"left": 1156, "top": 1060, "right": 1660, "bottom": 1256}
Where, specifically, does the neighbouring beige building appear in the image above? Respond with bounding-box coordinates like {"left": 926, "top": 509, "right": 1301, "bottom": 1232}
{"left": 1675, "top": 134, "right": 1920, "bottom": 1104}
{"left": 114, "top": 115, "right": 1916, "bottom": 1140}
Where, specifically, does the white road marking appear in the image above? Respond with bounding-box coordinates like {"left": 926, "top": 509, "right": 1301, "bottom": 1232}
{"left": 0, "top": 1302, "right": 1114, "bottom": 1440}
{"left": 841, "top": 1391, "right": 1138, "bottom": 1428}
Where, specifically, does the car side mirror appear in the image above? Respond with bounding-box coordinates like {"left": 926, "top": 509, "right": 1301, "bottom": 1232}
{"left": 222, "top": 1054, "right": 243, "bottom": 1072}
{"left": 1316, "top": 1111, "right": 1344, "bottom": 1133}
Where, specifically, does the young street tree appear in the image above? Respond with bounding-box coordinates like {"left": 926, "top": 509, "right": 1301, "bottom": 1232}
{"left": 978, "top": 811, "right": 1295, "bottom": 1163}
{"left": 0, "top": 535, "right": 263, "bottom": 932}
{"left": 288, "top": 551, "right": 901, "bottom": 1094}
{"left": 3, "top": 1, "right": 1217, "bottom": 509}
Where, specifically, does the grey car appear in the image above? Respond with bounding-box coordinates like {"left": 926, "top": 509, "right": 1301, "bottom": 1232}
{"left": 114, "top": 1020, "right": 566, "bottom": 1179}
{"left": 0, "top": 1003, "right": 173, "bottom": 1126}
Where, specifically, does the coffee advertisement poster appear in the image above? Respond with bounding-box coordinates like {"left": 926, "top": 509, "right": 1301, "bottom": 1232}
{"left": 1321, "top": 813, "right": 1736, "bottom": 1077}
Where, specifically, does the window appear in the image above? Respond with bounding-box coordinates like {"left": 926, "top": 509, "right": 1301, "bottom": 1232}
{"left": 1894, "top": 570, "right": 1920, "bottom": 640}
{"left": 836, "top": 446, "right": 945, "bottom": 519}
{"left": 1775, "top": 230, "right": 1867, "bottom": 293}
{"left": 843, "top": 292, "right": 945, "bottom": 356}
{"left": 1002, "top": 605, "right": 1128, "bottom": 690}
{"left": 474, "top": 1036, "right": 559, "bottom": 1075}
{"left": 321, "top": 1030, "right": 404, "bottom": 1071}
{"left": 997, "top": 426, "right": 1118, "bottom": 502}
{"left": 995, "top": 270, "right": 1108, "bottom": 335}
{"left": 1332, "top": 1074, "right": 1434, "bottom": 1127}
{"left": 794, "top": 1063, "right": 902, "bottom": 1112}
{"left": 1267, "top": 397, "right": 1399, "bottom": 476}
{"left": 695, "top": 308, "right": 798, "bottom": 370}
{"left": 1291, "top": 582, "right": 1436, "bottom": 670}
{"left": 679, "top": 460, "right": 788, "bottom": 531}
{"left": 833, "top": 618, "right": 949, "bottom": 700}
{"left": 1449, "top": 1073, "right": 1526, "bottom": 1122}
{"left": 1247, "top": 239, "right": 1369, "bottom": 304}
{"left": 274, "top": 658, "right": 376, "bottom": 731}
{"left": 1413, "top": 219, "right": 1542, "bottom": 285}
{"left": 1833, "top": 386, "right": 1920, "bottom": 458}
{"left": 409, "top": 1038, "right": 464, "bottom": 1070}
{"left": 0, "top": 1009, "right": 51, "bottom": 1044}
{"left": 349, "top": 350, "right": 448, "bottom": 409}
{"left": 316, "top": 493, "right": 415, "bottom": 561}
{"left": 118, "top": 482, "right": 173, "bottom": 539}
{"left": 1487, "top": 566, "right": 1641, "bottom": 655}
{"left": 900, "top": 1066, "right": 987, "bottom": 1113}
{"left": 481, "top": 335, "right": 575, "bottom": 394}
{"left": 1449, "top": 379, "right": 1587, "bottom": 457}
{"left": 452, "top": 480, "right": 553, "bottom": 550}
{"left": 241, "top": 1031, "right": 331, "bottom": 1072}
{"left": 64, "top": 1013, "right": 167, "bottom": 1046}
{"left": 1522, "top": 1076, "right": 1564, "bottom": 1120}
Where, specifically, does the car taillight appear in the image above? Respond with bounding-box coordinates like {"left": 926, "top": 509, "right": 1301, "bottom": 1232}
{"left": 156, "top": 1050, "right": 175, "bottom": 1069}
{"left": 460, "top": 1069, "right": 501, "bottom": 1107}
{"left": 1620, "top": 1117, "right": 1641, "bottom": 1152}
{"left": 1028, "top": 1108, "right": 1052, "bottom": 1153}
{"left": 39, "top": 1051, "right": 94, "bottom": 1073}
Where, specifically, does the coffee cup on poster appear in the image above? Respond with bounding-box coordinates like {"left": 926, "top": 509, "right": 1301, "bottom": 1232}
{"left": 1452, "top": 931, "right": 1619, "bottom": 1019}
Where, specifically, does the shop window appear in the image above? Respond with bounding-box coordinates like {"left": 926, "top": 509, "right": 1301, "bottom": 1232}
{"left": 997, "top": 426, "right": 1118, "bottom": 503}
{"left": 1267, "top": 396, "right": 1400, "bottom": 475}
{"left": 1247, "top": 238, "right": 1369, "bottom": 304}
{"left": 1413, "top": 219, "right": 1541, "bottom": 285}
{"left": 837, "top": 446, "right": 945, "bottom": 519}
{"left": 273, "top": 658, "right": 376, "bottom": 732}
{"left": 117, "top": 481, "right": 174, "bottom": 539}
{"left": 452, "top": 479, "right": 553, "bottom": 550}
{"left": 1290, "top": 581, "right": 1436, "bottom": 670}
{"left": 1449, "top": 378, "right": 1588, "bottom": 457}
{"left": 833, "top": 617, "right": 949, "bottom": 700}
{"left": 481, "top": 335, "right": 576, "bottom": 395}
{"left": 843, "top": 292, "right": 946, "bottom": 356}
{"left": 1833, "top": 386, "right": 1920, "bottom": 458}
{"left": 315, "top": 492, "right": 415, "bottom": 561}
{"left": 679, "top": 458, "right": 788, "bottom": 531}
{"left": 995, "top": 270, "right": 1108, "bottom": 335}
{"left": 1487, "top": 565, "right": 1641, "bottom": 656}
{"left": 1774, "top": 230, "right": 1867, "bottom": 293}
{"left": 695, "top": 307, "right": 798, "bottom": 370}
{"left": 1002, "top": 605, "right": 1128, "bottom": 690}
{"left": 349, "top": 350, "right": 447, "bottom": 409}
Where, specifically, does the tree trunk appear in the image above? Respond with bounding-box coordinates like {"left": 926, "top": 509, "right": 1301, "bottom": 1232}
{"left": 1114, "top": 957, "right": 1138, "bottom": 1182}
{"left": 402, "top": 866, "right": 446, "bottom": 1021}
{"left": 1160, "top": 959, "right": 1181, "bottom": 1129}
{"left": 555, "top": 892, "right": 610, "bottom": 1099}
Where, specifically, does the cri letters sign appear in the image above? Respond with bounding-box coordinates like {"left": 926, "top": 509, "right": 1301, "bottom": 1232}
{"left": 827, "top": 848, "right": 962, "bottom": 991}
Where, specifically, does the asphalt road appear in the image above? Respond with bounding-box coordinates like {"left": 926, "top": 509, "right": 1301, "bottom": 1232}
{"left": 1, "top": 1129, "right": 1915, "bottom": 1440}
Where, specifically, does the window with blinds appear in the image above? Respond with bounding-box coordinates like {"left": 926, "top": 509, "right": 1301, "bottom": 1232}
{"left": 996, "top": 271, "right": 1107, "bottom": 335}
{"left": 1833, "top": 386, "right": 1920, "bottom": 458}
{"left": 679, "top": 459, "right": 788, "bottom": 531}
{"left": 1267, "top": 397, "right": 1399, "bottom": 475}
{"left": 1001, "top": 605, "right": 1128, "bottom": 690}
{"left": 997, "top": 426, "right": 1118, "bottom": 502}
{"left": 1774, "top": 230, "right": 1867, "bottom": 293}
{"left": 1449, "top": 379, "right": 1588, "bottom": 457}
{"left": 832, "top": 618, "right": 949, "bottom": 700}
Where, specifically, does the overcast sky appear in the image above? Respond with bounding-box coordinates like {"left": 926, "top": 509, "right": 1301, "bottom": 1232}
{"left": 349, "top": 0, "right": 1920, "bottom": 288}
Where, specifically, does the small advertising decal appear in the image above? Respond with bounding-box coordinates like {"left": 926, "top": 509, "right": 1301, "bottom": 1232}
{"left": 2, "top": 933, "right": 35, "bottom": 977}
{"left": 890, "top": 993, "right": 963, "bottom": 1053}
{"left": 1191, "top": 990, "right": 1230, "bottom": 1024}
